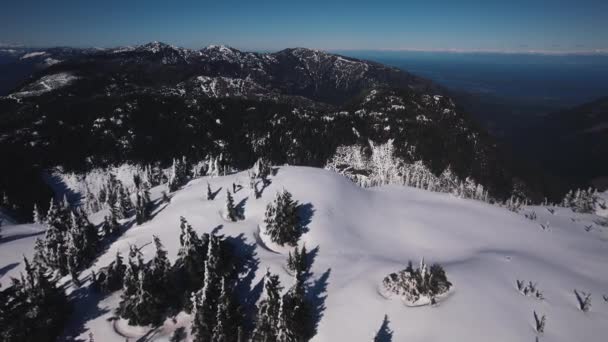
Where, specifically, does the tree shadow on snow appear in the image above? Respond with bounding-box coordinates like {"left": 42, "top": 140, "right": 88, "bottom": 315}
{"left": 0, "top": 230, "right": 45, "bottom": 244}
{"left": 43, "top": 172, "right": 83, "bottom": 207}
{"left": 236, "top": 197, "right": 248, "bottom": 220}
{"left": 225, "top": 233, "right": 261, "bottom": 330}
{"left": 300, "top": 245, "right": 320, "bottom": 280}
{"left": 148, "top": 198, "right": 170, "bottom": 221}
{"left": 373, "top": 315, "right": 393, "bottom": 342}
{"left": 61, "top": 285, "right": 111, "bottom": 341}
{"left": 299, "top": 202, "right": 315, "bottom": 234}
{"left": 211, "top": 224, "right": 224, "bottom": 235}
{"left": 308, "top": 267, "right": 331, "bottom": 336}
{"left": 0, "top": 262, "right": 19, "bottom": 278}
{"left": 209, "top": 187, "right": 222, "bottom": 200}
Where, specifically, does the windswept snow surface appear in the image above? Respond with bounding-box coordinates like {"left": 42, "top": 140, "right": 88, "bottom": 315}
{"left": 10, "top": 72, "right": 78, "bottom": 98}
{"left": 1, "top": 167, "right": 607, "bottom": 341}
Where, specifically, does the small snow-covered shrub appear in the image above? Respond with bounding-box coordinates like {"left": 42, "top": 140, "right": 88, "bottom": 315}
{"left": 516, "top": 280, "right": 544, "bottom": 300}
{"left": 534, "top": 311, "right": 546, "bottom": 333}
{"left": 381, "top": 259, "right": 452, "bottom": 306}
{"left": 574, "top": 289, "right": 592, "bottom": 312}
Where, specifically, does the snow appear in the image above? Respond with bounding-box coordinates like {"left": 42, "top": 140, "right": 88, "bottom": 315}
{"left": 10, "top": 72, "right": 79, "bottom": 98}
{"left": 0, "top": 223, "right": 45, "bottom": 287}
{"left": 1, "top": 167, "right": 607, "bottom": 341}
{"left": 20, "top": 51, "right": 47, "bottom": 59}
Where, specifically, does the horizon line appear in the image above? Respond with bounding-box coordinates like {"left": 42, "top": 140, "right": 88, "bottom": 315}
{"left": 2, "top": 42, "right": 608, "bottom": 56}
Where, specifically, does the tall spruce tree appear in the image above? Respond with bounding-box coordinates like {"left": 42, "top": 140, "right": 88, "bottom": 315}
{"left": 174, "top": 217, "right": 208, "bottom": 311}
{"left": 264, "top": 190, "right": 302, "bottom": 246}
{"left": 117, "top": 183, "right": 133, "bottom": 219}
{"left": 103, "top": 201, "right": 121, "bottom": 237}
{"left": 148, "top": 236, "right": 172, "bottom": 310}
{"left": 191, "top": 234, "right": 222, "bottom": 341}
{"left": 93, "top": 251, "right": 126, "bottom": 293}
{"left": 251, "top": 270, "right": 283, "bottom": 341}
{"left": 277, "top": 275, "right": 312, "bottom": 342}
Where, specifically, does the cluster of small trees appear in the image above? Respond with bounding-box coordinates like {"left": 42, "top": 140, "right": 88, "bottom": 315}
{"left": 33, "top": 197, "right": 101, "bottom": 280}
{"left": 561, "top": 188, "right": 601, "bottom": 213}
{"left": 326, "top": 140, "right": 489, "bottom": 202}
{"left": 0, "top": 257, "right": 71, "bottom": 342}
{"left": 516, "top": 280, "right": 544, "bottom": 300}
{"left": 248, "top": 157, "right": 272, "bottom": 199}
{"left": 92, "top": 217, "right": 245, "bottom": 339}
{"left": 169, "top": 155, "right": 229, "bottom": 192}
{"left": 264, "top": 190, "right": 303, "bottom": 246}
{"left": 168, "top": 157, "right": 191, "bottom": 192}
{"left": 381, "top": 259, "right": 452, "bottom": 306}
{"left": 251, "top": 270, "right": 313, "bottom": 341}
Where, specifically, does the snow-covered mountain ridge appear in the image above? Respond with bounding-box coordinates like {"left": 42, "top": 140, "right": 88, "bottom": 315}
{"left": 1, "top": 166, "right": 607, "bottom": 341}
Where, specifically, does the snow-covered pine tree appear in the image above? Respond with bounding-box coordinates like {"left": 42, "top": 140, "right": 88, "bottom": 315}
{"left": 0, "top": 257, "right": 71, "bottom": 342}
{"left": 116, "top": 246, "right": 151, "bottom": 324}
{"left": 174, "top": 217, "right": 208, "bottom": 311}
{"left": 211, "top": 277, "right": 233, "bottom": 342}
{"left": 93, "top": 251, "right": 127, "bottom": 293}
{"left": 148, "top": 236, "right": 172, "bottom": 309}
{"left": 135, "top": 185, "right": 151, "bottom": 225}
{"left": 191, "top": 235, "right": 222, "bottom": 342}
{"left": 252, "top": 157, "right": 271, "bottom": 180}
{"left": 286, "top": 245, "right": 307, "bottom": 277}
{"left": 168, "top": 157, "right": 189, "bottom": 192}
{"left": 192, "top": 234, "right": 221, "bottom": 341}
{"left": 104, "top": 201, "right": 121, "bottom": 237}
{"left": 117, "top": 183, "right": 133, "bottom": 219}
{"left": 264, "top": 190, "right": 302, "bottom": 246}
{"left": 251, "top": 270, "right": 283, "bottom": 341}
{"left": 41, "top": 199, "right": 70, "bottom": 275}
{"left": 225, "top": 190, "right": 238, "bottom": 221}
{"left": 33, "top": 203, "right": 43, "bottom": 224}
{"left": 277, "top": 274, "right": 312, "bottom": 341}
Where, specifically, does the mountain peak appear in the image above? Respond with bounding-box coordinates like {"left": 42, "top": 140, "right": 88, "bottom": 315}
{"left": 136, "top": 41, "right": 177, "bottom": 53}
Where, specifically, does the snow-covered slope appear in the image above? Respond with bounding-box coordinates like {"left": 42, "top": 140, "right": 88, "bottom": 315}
{"left": 1, "top": 166, "right": 607, "bottom": 341}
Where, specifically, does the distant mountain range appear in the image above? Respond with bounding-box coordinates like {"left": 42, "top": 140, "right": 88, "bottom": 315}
{"left": 0, "top": 42, "right": 576, "bottom": 217}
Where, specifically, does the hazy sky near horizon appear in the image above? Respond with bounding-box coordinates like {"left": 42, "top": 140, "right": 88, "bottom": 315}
{"left": 1, "top": 0, "right": 607, "bottom": 52}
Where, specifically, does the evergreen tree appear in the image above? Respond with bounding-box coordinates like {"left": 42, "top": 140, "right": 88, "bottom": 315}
{"left": 117, "top": 246, "right": 157, "bottom": 325}
{"left": 211, "top": 277, "right": 231, "bottom": 342}
{"left": 191, "top": 234, "right": 222, "bottom": 341}
{"left": 103, "top": 202, "right": 121, "bottom": 237}
{"left": 225, "top": 190, "right": 238, "bottom": 221}
{"left": 42, "top": 200, "right": 69, "bottom": 275}
{"left": 134, "top": 181, "right": 150, "bottom": 225}
{"left": 174, "top": 217, "right": 208, "bottom": 311}
{"left": 93, "top": 251, "right": 127, "bottom": 293}
{"left": 277, "top": 275, "right": 312, "bottom": 341}
{"left": 168, "top": 157, "right": 189, "bottom": 192}
{"left": 251, "top": 270, "right": 283, "bottom": 341}
{"left": 286, "top": 245, "right": 308, "bottom": 278}
{"left": 0, "top": 257, "right": 71, "bottom": 342}
{"left": 117, "top": 183, "right": 133, "bottom": 219}
{"left": 264, "top": 190, "right": 302, "bottom": 246}
{"left": 33, "top": 203, "right": 43, "bottom": 224}
{"left": 148, "top": 236, "right": 172, "bottom": 309}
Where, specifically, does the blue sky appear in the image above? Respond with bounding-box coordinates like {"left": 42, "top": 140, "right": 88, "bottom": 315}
{"left": 1, "top": 0, "right": 607, "bottom": 53}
